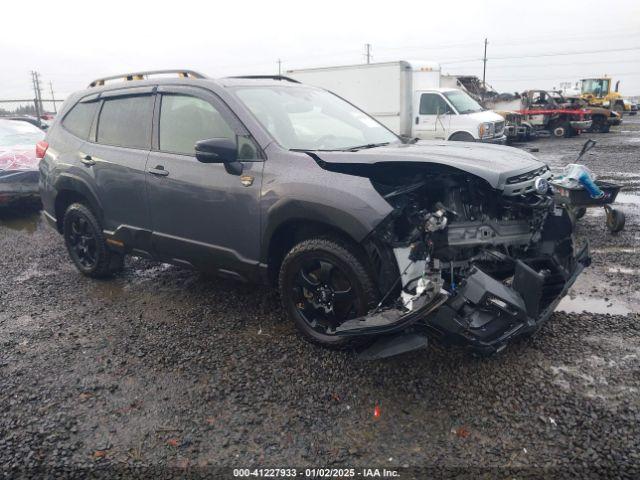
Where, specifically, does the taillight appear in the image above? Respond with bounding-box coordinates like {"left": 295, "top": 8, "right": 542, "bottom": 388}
{"left": 36, "top": 140, "right": 49, "bottom": 160}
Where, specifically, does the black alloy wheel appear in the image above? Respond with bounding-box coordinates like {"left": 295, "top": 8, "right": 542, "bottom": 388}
{"left": 67, "top": 214, "right": 98, "bottom": 269}
{"left": 63, "top": 203, "right": 124, "bottom": 278}
{"left": 292, "top": 257, "right": 358, "bottom": 333}
{"left": 279, "top": 238, "right": 378, "bottom": 348}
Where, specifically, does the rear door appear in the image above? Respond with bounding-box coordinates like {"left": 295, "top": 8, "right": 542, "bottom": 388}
{"left": 145, "top": 85, "right": 264, "bottom": 280}
{"left": 413, "top": 91, "right": 454, "bottom": 140}
{"left": 81, "top": 88, "right": 155, "bottom": 245}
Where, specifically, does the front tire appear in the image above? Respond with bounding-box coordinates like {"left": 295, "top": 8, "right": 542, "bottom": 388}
{"left": 278, "top": 238, "right": 378, "bottom": 348}
{"left": 63, "top": 203, "right": 123, "bottom": 278}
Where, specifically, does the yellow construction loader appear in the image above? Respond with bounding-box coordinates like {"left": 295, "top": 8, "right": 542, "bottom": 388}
{"left": 580, "top": 77, "right": 629, "bottom": 113}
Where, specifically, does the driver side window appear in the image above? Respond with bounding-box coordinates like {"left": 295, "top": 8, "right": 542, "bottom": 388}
{"left": 419, "top": 93, "right": 451, "bottom": 115}
{"left": 159, "top": 94, "right": 235, "bottom": 156}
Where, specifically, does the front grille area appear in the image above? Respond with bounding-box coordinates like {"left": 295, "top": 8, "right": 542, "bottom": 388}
{"left": 506, "top": 166, "right": 548, "bottom": 185}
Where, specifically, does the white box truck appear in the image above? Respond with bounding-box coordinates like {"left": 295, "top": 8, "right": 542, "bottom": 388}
{"left": 288, "top": 61, "right": 506, "bottom": 143}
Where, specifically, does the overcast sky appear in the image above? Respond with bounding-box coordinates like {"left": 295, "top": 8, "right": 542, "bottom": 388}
{"left": 2, "top": 0, "right": 639, "bottom": 109}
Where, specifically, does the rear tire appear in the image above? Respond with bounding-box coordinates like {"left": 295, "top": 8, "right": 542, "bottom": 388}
{"left": 63, "top": 203, "right": 124, "bottom": 278}
{"left": 278, "top": 238, "right": 378, "bottom": 349}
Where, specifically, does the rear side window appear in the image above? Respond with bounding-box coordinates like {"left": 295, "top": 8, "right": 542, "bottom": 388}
{"left": 159, "top": 95, "right": 234, "bottom": 155}
{"left": 97, "top": 96, "right": 153, "bottom": 149}
{"left": 62, "top": 101, "right": 98, "bottom": 139}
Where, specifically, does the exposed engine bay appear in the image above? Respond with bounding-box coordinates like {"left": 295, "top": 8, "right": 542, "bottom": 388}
{"left": 333, "top": 163, "right": 590, "bottom": 358}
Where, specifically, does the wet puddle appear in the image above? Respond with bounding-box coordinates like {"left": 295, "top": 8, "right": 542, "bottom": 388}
{"left": 0, "top": 210, "right": 42, "bottom": 233}
{"left": 557, "top": 295, "right": 633, "bottom": 315}
{"left": 607, "top": 266, "right": 638, "bottom": 275}
{"left": 592, "top": 247, "right": 638, "bottom": 254}
{"left": 616, "top": 192, "right": 640, "bottom": 205}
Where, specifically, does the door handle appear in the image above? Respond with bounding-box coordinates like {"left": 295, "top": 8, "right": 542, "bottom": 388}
{"left": 415, "top": 116, "right": 419, "bottom": 125}
{"left": 80, "top": 154, "right": 96, "bottom": 166}
{"left": 148, "top": 165, "right": 169, "bottom": 177}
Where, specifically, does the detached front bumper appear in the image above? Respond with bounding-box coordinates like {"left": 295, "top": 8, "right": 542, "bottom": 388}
{"left": 347, "top": 242, "right": 590, "bottom": 359}
{"left": 429, "top": 242, "right": 590, "bottom": 354}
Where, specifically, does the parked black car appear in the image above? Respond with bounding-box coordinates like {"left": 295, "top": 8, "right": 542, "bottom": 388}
{"left": 39, "top": 70, "right": 589, "bottom": 358}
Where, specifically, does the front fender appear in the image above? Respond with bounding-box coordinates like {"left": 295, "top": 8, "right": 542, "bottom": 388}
{"left": 261, "top": 197, "right": 384, "bottom": 262}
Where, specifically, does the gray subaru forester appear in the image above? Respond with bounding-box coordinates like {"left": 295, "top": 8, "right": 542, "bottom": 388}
{"left": 38, "top": 70, "right": 590, "bottom": 359}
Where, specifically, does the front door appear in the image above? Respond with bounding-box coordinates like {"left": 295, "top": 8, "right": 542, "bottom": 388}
{"left": 145, "top": 86, "right": 264, "bottom": 281}
{"left": 413, "top": 91, "right": 453, "bottom": 140}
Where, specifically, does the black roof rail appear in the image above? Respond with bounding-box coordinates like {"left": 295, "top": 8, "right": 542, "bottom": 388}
{"left": 227, "top": 75, "right": 300, "bottom": 84}
{"left": 88, "top": 69, "right": 207, "bottom": 88}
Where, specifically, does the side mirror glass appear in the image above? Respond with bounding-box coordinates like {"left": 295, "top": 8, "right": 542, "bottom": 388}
{"left": 195, "top": 138, "right": 238, "bottom": 164}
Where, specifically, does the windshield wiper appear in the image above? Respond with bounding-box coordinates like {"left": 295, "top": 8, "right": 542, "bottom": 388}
{"left": 344, "top": 142, "right": 390, "bottom": 152}
{"left": 290, "top": 142, "right": 392, "bottom": 153}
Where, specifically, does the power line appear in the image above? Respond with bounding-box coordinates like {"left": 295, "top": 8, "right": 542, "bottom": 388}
{"left": 443, "top": 46, "right": 640, "bottom": 65}
{"left": 489, "top": 70, "right": 640, "bottom": 82}
{"left": 375, "top": 28, "right": 640, "bottom": 54}
{"left": 463, "top": 57, "right": 640, "bottom": 70}
{"left": 376, "top": 40, "right": 479, "bottom": 52}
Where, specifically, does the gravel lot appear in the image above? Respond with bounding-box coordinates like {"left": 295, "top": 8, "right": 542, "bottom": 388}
{"left": 1, "top": 117, "right": 639, "bottom": 479}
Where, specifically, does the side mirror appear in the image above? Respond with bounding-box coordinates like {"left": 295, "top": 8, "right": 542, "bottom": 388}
{"left": 195, "top": 138, "right": 237, "bottom": 164}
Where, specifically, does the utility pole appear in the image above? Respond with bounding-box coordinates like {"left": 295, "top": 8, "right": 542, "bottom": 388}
{"left": 49, "top": 81, "right": 57, "bottom": 114}
{"left": 35, "top": 71, "right": 44, "bottom": 113}
{"left": 277, "top": 58, "right": 282, "bottom": 76}
{"left": 481, "top": 38, "right": 488, "bottom": 102}
{"left": 364, "top": 43, "right": 372, "bottom": 64}
{"left": 30, "top": 71, "right": 42, "bottom": 122}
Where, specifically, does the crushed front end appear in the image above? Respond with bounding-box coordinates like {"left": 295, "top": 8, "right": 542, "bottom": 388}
{"left": 342, "top": 163, "right": 590, "bottom": 358}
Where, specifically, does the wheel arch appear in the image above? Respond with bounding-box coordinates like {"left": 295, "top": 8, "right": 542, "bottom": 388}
{"left": 53, "top": 174, "right": 103, "bottom": 233}
{"left": 263, "top": 216, "right": 371, "bottom": 286}
{"left": 447, "top": 130, "right": 477, "bottom": 141}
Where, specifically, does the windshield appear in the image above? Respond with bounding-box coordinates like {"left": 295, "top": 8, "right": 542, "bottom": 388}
{"left": 443, "top": 90, "right": 484, "bottom": 114}
{"left": 234, "top": 85, "right": 398, "bottom": 151}
{"left": 581, "top": 79, "right": 610, "bottom": 97}
{"left": 0, "top": 120, "right": 44, "bottom": 147}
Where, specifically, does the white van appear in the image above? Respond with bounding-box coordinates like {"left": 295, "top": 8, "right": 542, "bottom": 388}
{"left": 288, "top": 60, "right": 506, "bottom": 143}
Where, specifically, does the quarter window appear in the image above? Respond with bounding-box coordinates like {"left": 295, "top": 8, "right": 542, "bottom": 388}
{"left": 159, "top": 95, "right": 235, "bottom": 156}
{"left": 62, "top": 101, "right": 98, "bottom": 140}
{"left": 419, "top": 94, "right": 452, "bottom": 115}
{"left": 97, "top": 96, "right": 153, "bottom": 149}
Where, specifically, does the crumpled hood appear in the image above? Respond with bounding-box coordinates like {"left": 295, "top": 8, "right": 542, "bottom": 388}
{"left": 313, "top": 140, "right": 546, "bottom": 189}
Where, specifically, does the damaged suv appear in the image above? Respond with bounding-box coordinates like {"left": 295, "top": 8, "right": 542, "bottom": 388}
{"left": 39, "top": 70, "right": 590, "bottom": 358}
